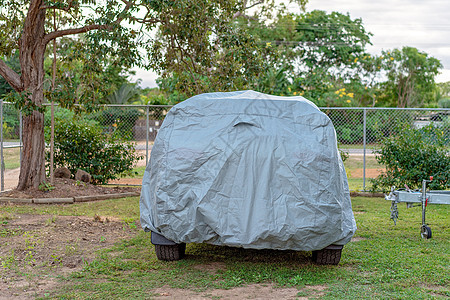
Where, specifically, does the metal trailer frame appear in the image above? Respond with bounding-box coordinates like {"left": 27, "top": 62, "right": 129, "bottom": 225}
{"left": 385, "top": 178, "right": 450, "bottom": 239}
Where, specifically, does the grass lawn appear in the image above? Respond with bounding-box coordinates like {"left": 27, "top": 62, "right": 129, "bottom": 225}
{"left": 347, "top": 178, "right": 367, "bottom": 191}
{"left": 339, "top": 144, "right": 380, "bottom": 150}
{"left": 343, "top": 155, "right": 381, "bottom": 171}
{"left": 343, "top": 155, "right": 383, "bottom": 191}
{"left": 2, "top": 196, "right": 448, "bottom": 299}
{"left": 2, "top": 147, "right": 21, "bottom": 170}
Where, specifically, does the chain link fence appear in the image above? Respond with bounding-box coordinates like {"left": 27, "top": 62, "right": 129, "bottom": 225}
{"left": 0, "top": 101, "right": 22, "bottom": 191}
{"left": 324, "top": 108, "right": 449, "bottom": 145}
{"left": 324, "top": 108, "right": 450, "bottom": 190}
{"left": 1, "top": 100, "right": 449, "bottom": 191}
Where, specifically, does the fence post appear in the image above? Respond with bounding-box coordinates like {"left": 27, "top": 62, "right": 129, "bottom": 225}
{"left": 146, "top": 105, "right": 149, "bottom": 165}
{"left": 1, "top": 99, "right": 4, "bottom": 191}
{"left": 363, "top": 108, "right": 367, "bottom": 191}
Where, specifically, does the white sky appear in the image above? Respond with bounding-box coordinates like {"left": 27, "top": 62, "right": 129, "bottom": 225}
{"left": 132, "top": 0, "right": 450, "bottom": 88}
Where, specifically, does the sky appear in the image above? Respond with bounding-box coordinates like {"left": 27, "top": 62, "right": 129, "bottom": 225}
{"left": 131, "top": 0, "right": 450, "bottom": 88}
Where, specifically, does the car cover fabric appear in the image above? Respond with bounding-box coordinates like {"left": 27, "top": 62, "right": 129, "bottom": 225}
{"left": 140, "top": 90, "right": 356, "bottom": 251}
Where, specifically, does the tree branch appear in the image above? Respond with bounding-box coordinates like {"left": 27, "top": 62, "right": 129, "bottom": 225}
{"left": 43, "top": 24, "right": 110, "bottom": 45}
{"left": 43, "top": 0, "right": 135, "bottom": 45}
{"left": 244, "top": 1, "right": 264, "bottom": 10}
{"left": 0, "top": 59, "right": 22, "bottom": 92}
{"left": 129, "top": 16, "right": 161, "bottom": 24}
{"left": 233, "top": 0, "right": 263, "bottom": 19}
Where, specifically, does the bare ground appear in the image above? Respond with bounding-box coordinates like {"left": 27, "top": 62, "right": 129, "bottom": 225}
{"left": 351, "top": 168, "right": 385, "bottom": 178}
{"left": 3, "top": 168, "right": 20, "bottom": 191}
{"left": 152, "top": 284, "right": 302, "bottom": 299}
{"left": 151, "top": 283, "right": 327, "bottom": 299}
{"left": 0, "top": 213, "right": 138, "bottom": 299}
{"left": 0, "top": 213, "right": 324, "bottom": 299}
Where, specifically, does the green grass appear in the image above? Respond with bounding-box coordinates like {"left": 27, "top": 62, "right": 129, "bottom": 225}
{"left": 131, "top": 165, "right": 146, "bottom": 177}
{"left": 2, "top": 147, "right": 21, "bottom": 170}
{"left": 10, "top": 196, "right": 444, "bottom": 299}
{"left": 344, "top": 155, "right": 382, "bottom": 171}
{"left": 344, "top": 155, "right": 383, "bottom": 191}
{"left": 339, "top": 144, "right": 380, "bottom": 150}
{"left": 347, "top": 178, "right": 367, "bottom": 191}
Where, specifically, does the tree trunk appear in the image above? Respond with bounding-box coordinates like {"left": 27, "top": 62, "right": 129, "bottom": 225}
{"left": 17, "top": 111, "right": 46, "bottom": 190}
{"left": 17, "top": 0, "right": 47, "bottom": 190}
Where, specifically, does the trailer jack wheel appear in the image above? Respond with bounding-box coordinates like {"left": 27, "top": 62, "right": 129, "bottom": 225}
{"left": 420, "top": 225, "right": 432, "bottom": 239}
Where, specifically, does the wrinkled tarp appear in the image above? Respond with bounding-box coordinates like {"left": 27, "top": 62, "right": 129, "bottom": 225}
{"left": 140, "top": 90, "right": 356, "bottom": 251}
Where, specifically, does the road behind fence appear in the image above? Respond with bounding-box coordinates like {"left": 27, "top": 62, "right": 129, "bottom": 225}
{"left": 1, "top": 100, "right": 449, "bottom": 191}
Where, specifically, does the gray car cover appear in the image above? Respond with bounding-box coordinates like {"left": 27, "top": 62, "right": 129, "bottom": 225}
{"left": 140, "top": 90, "right": 356, "bottom": 251}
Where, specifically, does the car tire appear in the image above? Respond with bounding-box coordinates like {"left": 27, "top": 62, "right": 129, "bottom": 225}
{"left": 155, "top": 243, "right": 186, "bottom": 261}
{"left": 312, "top": 248, "right": 342, "bottom": 265}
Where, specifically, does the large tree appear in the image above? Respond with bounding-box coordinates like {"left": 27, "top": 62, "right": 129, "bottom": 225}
{"left": 0, "top": 0, "right": 292, "bottom": 190}
{"left": 292, "top": 10, "right": 373, "bottom": 104}
{"left": 0, "top": 0, "right": 154, "bottom": 190}
{"left": 149, "top": 1, "right": 263, "bottom": 97}
{"left": 235, "top": 9, "right": 375, "bottom": 104}
{"left": 155, "top": 0, "right": 309, "bottom": 98}
{"left": 380, "top": 47, "right": 442, "bottom": 108}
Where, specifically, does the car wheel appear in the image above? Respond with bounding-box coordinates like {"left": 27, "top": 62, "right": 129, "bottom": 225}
{"left": 312, "top": 248, "right": 342, "bottom": 265}
{"left": 155, "top": 243, "right": 186, "bottom": 261}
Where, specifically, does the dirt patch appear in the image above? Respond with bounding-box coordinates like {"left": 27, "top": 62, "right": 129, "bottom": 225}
{"left": 1, "top": 178, "right": 140, "bottom": 199}
{"left": 152, "top": 284, "right": 302, "bottom": 299}
{"left": 193, "top": 262, "right": 226, "bottom": 274}
{"left": 108, "top": 177, "right": 143, "bottom": 186}
{"left": 0, "top": 213, "right": 138, "bottom": 299}
{"left": 350, "top": 168, "right": 385, "bottom": 179}
{"left": 303, "top": 284, "right": 327, "bottom": 297}
{"left": 3, "top": 168, "right": 20, "bottom": 191}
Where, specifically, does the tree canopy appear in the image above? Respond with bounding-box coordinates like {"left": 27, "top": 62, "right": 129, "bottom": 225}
{"left": 0, "top": 0, "right": 306, "bottom": 189}
{"left": 149, "top": 0, "right": 266, "bottom": 98}
{"left": 379, "top": 47, "right": 442, "bottom": 108}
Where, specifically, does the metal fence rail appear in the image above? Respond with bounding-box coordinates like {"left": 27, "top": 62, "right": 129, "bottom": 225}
{"left": 1, "top": 100, "right": 449, "bottom": 191}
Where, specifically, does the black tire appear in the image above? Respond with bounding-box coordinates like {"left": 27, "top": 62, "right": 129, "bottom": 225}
{"left": 312, "top": 248, "right": 342, "bottom": 265}
{"left": 421, "top": 225, "right": 432, "bottom": 239}
{"left": 155, "top": 243, "right": 186, "bottom": 261}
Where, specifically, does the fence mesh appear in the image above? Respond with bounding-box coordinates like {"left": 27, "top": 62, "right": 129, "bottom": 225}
{"left": 325, "top": 108, "right": 450, "bottom": 145}
{"left": 1, "top": 101, "right": 449, "bottom": 191}
{"left": 2, "top": 102, "right": 21, "bottom": 141}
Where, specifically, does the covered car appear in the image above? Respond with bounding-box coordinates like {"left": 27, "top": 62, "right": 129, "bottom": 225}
{"left": 140, "top": 90, "right": 356, "bottom": 264}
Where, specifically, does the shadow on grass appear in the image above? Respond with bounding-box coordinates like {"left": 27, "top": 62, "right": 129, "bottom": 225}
{"left": 186, "top": 243, "right": 312, "bottom": 265}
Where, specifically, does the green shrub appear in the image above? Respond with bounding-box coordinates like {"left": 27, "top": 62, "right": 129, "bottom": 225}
{"left": 2, "top": 122, "right": 16, "bottom": 139}
{"left": 1, "top": 104, "right": 20, "bottom": 139}
{"left": 370, "top": 124, "right": 450, "bottom": 191}
{"left": 438, "top": 98, "right": 450, "bottom": 108}
{"left": 47, "top": 118, "right": 143, "bottom": 184}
